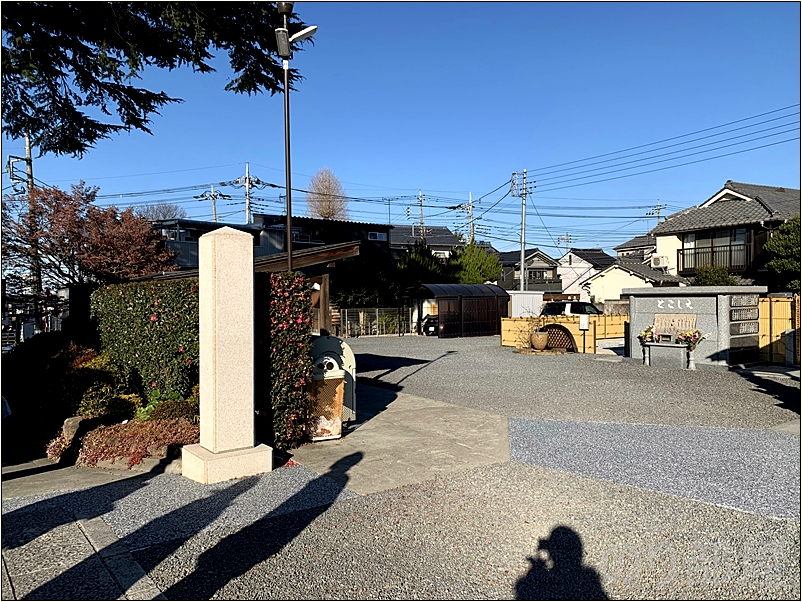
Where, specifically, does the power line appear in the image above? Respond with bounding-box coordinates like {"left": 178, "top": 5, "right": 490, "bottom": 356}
{"left": 526, "top": 103, "right": 800, "bottom": 172}
{"left": 533, "top": 122, "right": 799, "bottom": 183}
{"left": 533, "top": 125, "right": 800, "bottom": 185}
{"left": 532, "top": 136, "right": 799, "bottom": 193}
{"left": 530, "top": 113, "right": 799, "bottom": 178}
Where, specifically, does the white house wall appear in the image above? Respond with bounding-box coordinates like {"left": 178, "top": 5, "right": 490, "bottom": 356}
{"left": 655, "top": 235, "right": 682, "bottom": 275}
{"left": 557, "top": 256, "right": 595, "bottom": 301}
{"left": 586, "top": 269, "right": 652, "bottom": 305}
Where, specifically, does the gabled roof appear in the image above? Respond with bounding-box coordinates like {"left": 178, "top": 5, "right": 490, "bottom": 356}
{"left": 613, "top": 235, "right": 656, "bottom": 251}
{"left": 496, "top": 248, "right": 557, "bottom": 267}
{"left": 651, "top": 181, "right": 800, "bottom": 236}
{"left": 567, "top": 248, "right": 616, "bottom": 269}
{"left": 587, "top": 259, "right": 688, "bottom": 285}
{"left": 400, "top": 283, "right": 510, "bottom": 299}
{"left": 151, "top": 218, "right": 263, "bottom": 233}
{"left": 132, "top": 241, "right": 361, "bottom": 281}
{"left": 255, "top": 213, "right": 391, "bottom": 229}
{"left": 389, "top": 225, "right": 461, "bottom": 248}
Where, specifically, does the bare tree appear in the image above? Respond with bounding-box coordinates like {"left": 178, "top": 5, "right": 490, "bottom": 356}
{"left": 136, "top": 202, "right": 188, "bottom": 222}
{"left": 305, "top": 168, "right": 348, "bottom": 220}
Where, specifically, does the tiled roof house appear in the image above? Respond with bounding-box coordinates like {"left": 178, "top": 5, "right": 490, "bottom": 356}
{"left": 613, "top": 235, "right": 656, "bottom": 262}
{"left": 556, "top": 248, "right": 616, "bottom": 302}
{"left": 495, "top": 248, "right": 561, "bottom": 292}
{"left": 650, "top": 181, "right": 800, "bottom": 278}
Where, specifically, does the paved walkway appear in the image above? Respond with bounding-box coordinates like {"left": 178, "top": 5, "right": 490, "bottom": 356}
{"left": 2, "top": 355, "right": 800, "bottom": 600}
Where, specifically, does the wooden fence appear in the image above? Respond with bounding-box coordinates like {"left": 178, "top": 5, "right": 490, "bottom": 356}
{"left": 759, "top": 296, "right": 799, "bottom": 364}
{"left": 501, "top": 314, "right": 628, "bottom": 353}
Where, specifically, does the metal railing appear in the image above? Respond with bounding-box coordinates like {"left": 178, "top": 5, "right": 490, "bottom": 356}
{"left": 677, "top": 244, "right": 750, "bottom": 273}
{"left": 339, "top": 307, "right": 415, "bottom": 337}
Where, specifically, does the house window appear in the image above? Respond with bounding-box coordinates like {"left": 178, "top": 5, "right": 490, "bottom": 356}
{"left": 368, "top": 232, "right": 387, "bottom": 241}
{"left": 681, "top": 228, "right": 750, "bottom": 272}
{"left": 528, "top": 269, "right": 545, "bottom": 280}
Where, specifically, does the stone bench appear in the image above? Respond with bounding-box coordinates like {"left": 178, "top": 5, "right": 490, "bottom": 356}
{"left": 642, "top": 342, "right": 688, "bottom": 369}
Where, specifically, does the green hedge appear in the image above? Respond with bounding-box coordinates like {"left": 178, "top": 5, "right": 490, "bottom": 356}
{"left": 255, "top": 272, "right": 313, "bottom": 451}
{"left": 91, "top": 280, "right": 200, "bottom": 398}
{"left": 92, "top": 272, "right": 313, "bottom": 451}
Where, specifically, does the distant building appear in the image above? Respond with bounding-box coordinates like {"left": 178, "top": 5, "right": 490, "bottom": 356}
{"left": 389, "top": 225, "right": 461, "bottom": 261}
{"left": 613, "top": 235, "right": 656, "bottom": 262}
{"left": 495, "top": 248, "right": 561, "bottom": 293}
{"left": 650, "top": 180, "right": 799, "bottom": 280}
{"left": 557, "top": 248, "right": 616, "bottom": 302}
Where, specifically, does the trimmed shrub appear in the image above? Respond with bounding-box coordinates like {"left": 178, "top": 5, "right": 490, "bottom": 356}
{"left": 150, "top": 386, "right": 200, "bottom": 423}
{"left": 255, "top": 272, "right": 314, "bottom": 451}
{"left": 91, "top": 272, "right": 313, "bottom": 452}
{"left": 78, "top": 386, "right": 142, "bottom": 420}
{"left": 91, "top": 279, "right": 200, "bottom": 398}
{"left": 691, "top": 264, "right": 738, "bottom": 286}
{"left": 76, "top": 418, "right": 199, "bottom": 468}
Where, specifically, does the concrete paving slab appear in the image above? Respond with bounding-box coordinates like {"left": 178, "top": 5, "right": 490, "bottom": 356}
{"left": 771, "top": 418, "right": 801, "bottom": 434}
{"left": 1, "top": 464, "right": 143, "bottom": 500}
{"left": 1, "top": 558, "right": 13, "bottom": 601}
{"left": 2, "top": 523, "right": 95, "bottom": 575}
{"left": 7, "top": 557, "right": 124, "bottom": 600}
{"left": 290, "top": 385, "right": 509, "bottom": 494}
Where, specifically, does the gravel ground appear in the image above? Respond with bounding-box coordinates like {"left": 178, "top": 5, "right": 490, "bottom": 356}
{"left": 509, "top": 418, "right": 800, "bottom": 520}
{"left": 348, "top": 335, "right": 800, "bottom": 428}
{"left": 4, "top": 335, "right": 798, "bottom": 600}
{"left": 2, "top": 465, "right": 358, "bottom": 552}
{"left": 132, "top": 462, "right": 800, "bottom": 600}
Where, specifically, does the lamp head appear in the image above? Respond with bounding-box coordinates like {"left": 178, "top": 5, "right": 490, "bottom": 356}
{"left": 275, "top": 28, "right": 291, "bottom": 57}
{"left": 277, "top": 2, "right": 294, "bottom": 15}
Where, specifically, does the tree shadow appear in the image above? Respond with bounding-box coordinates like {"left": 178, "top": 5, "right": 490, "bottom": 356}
{"left": 161, "top": 452, "right": 362, "bottom": 599}
{"left": 15, "top": 453, "right": 361, "bottom": 599}
{"left": 732, "top": 369, "right": 801, "bottom": 414}
{"left": 1, "top": 460, "right": 172, "bottom": 551}
{"left": 515, "top": 526, "right": 609, "bottom": 601}
{"left": 356, "top": 350, "right": 458, "bottom": 386}
{"left": 354, "top": 352, "right": 430, "bottom": 380}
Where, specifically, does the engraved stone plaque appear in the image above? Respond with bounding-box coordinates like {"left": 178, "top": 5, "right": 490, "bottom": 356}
{"left": 730, "top": 322, "right": 760, "bottom": 335}
{"left": 654, "top": 313, "right": 697, "bottom": 337}
{"left": 730, "top": 294, "right": 759, "bottom": 307}
{"left": 730, "top": 307, "right": 759, "bottom": 321}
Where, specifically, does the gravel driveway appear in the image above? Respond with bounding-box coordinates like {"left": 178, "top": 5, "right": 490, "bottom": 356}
{"left": 348, "top": 335, "right": 799, "bottom": 429}
{"left": 3, "top": 335, "right": 798, "bottom": 600}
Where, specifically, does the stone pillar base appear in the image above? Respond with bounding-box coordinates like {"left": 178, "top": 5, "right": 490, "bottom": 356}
{"left": 182, "top": 443, "right": 273, "bottom": 484}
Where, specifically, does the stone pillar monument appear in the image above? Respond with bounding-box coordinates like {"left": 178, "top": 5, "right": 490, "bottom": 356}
{"left": 182, "top": 227, "right": 273, "bottom": 484}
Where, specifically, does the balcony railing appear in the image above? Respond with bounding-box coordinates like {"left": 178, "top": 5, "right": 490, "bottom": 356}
{"left": 677, "top": 244, "right": 751, "bottom": 274}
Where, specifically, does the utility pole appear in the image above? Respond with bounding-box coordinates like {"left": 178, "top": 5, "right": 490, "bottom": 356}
{"left": 418, "top": 190, "right": 425, "bottom": 241}
{"left": 15, "top": 130, "right": 42, "bottom": 334}
{"left": 231, "top": 163, "right": 272, "bottom": 224}
{"left": 557, "top": 233, "right": 572, "bottom": 255}
{"left": 468, "top": 192, "right": 474, "bottom": 244}
{"left": 646, "top": 202, "right": 666, "bottom": 229}
{"left": 244, "top": 162, "right": 251, "bottom": 224}
{"left": 194, "top": 183, "right": 231, "bottom": 223}
{"left": 511, "top": 170, "right": 529, "bottom": 291}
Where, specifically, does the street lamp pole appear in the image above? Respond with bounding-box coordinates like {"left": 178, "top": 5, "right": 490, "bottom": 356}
{"left": 275, "top": 3, "right": 317, "bottom": 273}
{"left": 279, "top": 3, "right": 293, "bottom": 272}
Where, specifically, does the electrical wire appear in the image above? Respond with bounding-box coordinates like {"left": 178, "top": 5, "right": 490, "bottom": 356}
{"left": 530, "top": 113, "right": 799, "bottom": 178}
{"left": 533, "top": 125, "right": 800, "bottom": 186}
{"left": 532, "top": 136, "right": 799, "bottom": 193}
{"left": 526, "top": 103, "right": 800, "bottom": 172}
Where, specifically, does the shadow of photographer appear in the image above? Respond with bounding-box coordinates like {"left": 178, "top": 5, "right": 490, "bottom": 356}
{"left": 515, "top": 526, "right": 609, "bottom": 600}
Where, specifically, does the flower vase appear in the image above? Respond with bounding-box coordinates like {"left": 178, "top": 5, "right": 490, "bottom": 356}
{"left": 686, "top": 348, "right": 696, "bottom": 370}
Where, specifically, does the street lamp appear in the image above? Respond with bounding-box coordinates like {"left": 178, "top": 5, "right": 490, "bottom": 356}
{"left": 276, "top": 2, "right": 317, "bottom": 272}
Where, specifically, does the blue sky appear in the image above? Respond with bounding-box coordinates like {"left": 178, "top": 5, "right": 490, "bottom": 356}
{"left": 2, "top": 2, "right": 800, "bottom": 256}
